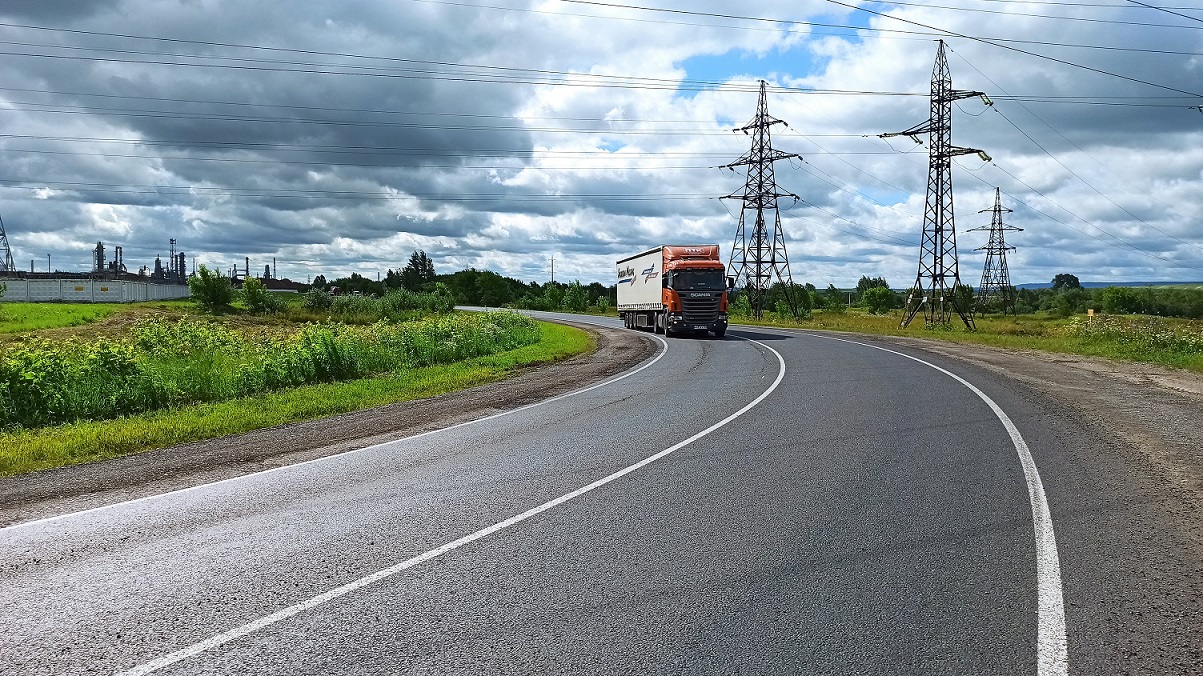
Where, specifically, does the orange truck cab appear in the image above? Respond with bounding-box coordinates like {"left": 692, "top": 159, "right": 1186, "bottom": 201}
{"left": 616, "top": 245, "right": 729, "bottom": 338}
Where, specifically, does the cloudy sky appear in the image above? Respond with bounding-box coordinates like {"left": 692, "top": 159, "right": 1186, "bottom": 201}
{"left": 1, "top": 0, "right": 1202, "bottom": 287}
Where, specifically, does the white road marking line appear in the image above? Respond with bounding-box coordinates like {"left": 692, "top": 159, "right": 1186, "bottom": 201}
{"left": 806, "top": 332, "right": 1068, "bottom": 676}
{"left": 3, "top": 325, "right": 668, "bottom": 532}
{"left": 115, "top": 337, "right": 786, "bottom": 676}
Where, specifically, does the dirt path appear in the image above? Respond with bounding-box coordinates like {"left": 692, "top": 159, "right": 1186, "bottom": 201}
{"left": 0, "top": 320, "right": 657, "bottom": 526}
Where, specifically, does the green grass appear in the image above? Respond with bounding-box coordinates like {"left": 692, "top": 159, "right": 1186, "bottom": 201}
{"left": 0, "top": 321, "right": 593, "bottom": 476}
{"left": 0, "top": 302, "right": 126, "bottom": 333}
{"left": 728, "top": 309, "right": 1203, "bottom": 372}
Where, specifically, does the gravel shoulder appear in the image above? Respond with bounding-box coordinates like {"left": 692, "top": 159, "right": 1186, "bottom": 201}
{"left": 0, "top": 320, "right": 657, "bottom": 527}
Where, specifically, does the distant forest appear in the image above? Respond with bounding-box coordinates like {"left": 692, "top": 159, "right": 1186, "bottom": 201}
{"left": 305, "top": 253, "right": 1203, "bottom": 321}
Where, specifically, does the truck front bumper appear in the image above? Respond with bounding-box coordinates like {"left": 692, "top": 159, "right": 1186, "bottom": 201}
{"left": 667, "top": 312, "right": 728, "bottom": 332}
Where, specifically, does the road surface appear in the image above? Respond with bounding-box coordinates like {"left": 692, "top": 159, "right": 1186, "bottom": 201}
{"left": 2, "top": 312, "right": 1199, "bottom": 674}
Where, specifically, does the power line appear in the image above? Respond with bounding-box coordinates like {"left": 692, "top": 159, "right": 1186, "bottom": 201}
{"left": 865, "top": 0, "right": 1203, "bottom": 29}
{"left": 0, "top": 178, "right": 712, "bottom": 202}
{"left": 1123, "top": 0, "right": 1203, "bottom": 23}
{"left": 948, "top": 48, "right": 1203, "bottom": 258}
{"left": 824, "top": 0, "right": 1203, "bottom": 97}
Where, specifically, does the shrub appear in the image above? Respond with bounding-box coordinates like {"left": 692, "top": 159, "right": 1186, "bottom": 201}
{"left": 862, "top": 286, "right": 895, "bottom": 315}
{"left": 188, "top": 264, "right": 234, "bottom": 313}
{"left": 242, "top": 278, "right": 284, "bottom": 315}
{"left": 302, "top": 288, "right": 333, "bottom": 311}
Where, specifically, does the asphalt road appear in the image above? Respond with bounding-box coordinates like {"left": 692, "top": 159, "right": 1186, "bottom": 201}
{"left": 2, "top": 312, "right": 1199, "bottom": 674}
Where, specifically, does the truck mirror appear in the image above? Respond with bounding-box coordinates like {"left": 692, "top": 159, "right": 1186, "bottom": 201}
{"left": 726, "top": 276, "right": 735, "bottom": 289}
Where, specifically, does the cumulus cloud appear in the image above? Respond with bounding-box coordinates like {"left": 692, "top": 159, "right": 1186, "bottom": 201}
{"left": 0, "top": 0, "right": 1201, "bottom": 284}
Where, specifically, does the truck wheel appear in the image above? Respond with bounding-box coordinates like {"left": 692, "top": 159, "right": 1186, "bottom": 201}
{"left": 713, "top": 328, "right": 726, "bottom": 339}
{"left": 655, "top": 312, "right": 665, "bottom": 334}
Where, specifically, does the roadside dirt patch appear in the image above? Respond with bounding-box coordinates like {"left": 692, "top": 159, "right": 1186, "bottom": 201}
{"left": 0, "top": 320, "right": 657, "bottom": 526}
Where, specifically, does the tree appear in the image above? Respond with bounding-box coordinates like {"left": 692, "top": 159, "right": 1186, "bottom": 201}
{"left": 401, "top": 250, "right": 437, "bottom": 291}
{"left": 1051, "top": 273, "right": 1081, "bottom": 291}
{"left": 817, "top": 283, "right": 844, "bottom": 310}
{"left": 562, "top": 281, "right": 588, "bottom": 312}
{"left": 311, "top": 274, "right": 327, "bottom": 290}
{"left": 955, "top": 283, "right": 977, "bottom": 319}
{"left": 856, "top": 275, "right": 889, "bottom": 297}
{"left": 188, "top": 264, "right": 234, "bottom": 312}
{"left": 542, "top": 283, "right": 564, "bottom": 309}
{"left": 475, "top": 271, "right": 513, "bottom": 307}
{"left": 862, "top": 286, "right": 895, "bottom": 314}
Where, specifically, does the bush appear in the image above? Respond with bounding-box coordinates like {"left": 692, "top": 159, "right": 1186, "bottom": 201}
{"left": 242, "top": 278, "right": 284, "bottom": 315}
{"left": 862, "top": 286, "right": 895, "bottom": 315}
{"left": 729, "top": 293, "right": 753, "bottom": 318}
{"left": 302, "top": 288, "right": 333, "bottom": 311}
{"left": 188, "top": 265, "right": 234, "bottom": 313}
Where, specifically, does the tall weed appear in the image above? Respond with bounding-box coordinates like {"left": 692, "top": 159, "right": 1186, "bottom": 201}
{"left": 0, "top": 311, "right": 539, "bottom": 431}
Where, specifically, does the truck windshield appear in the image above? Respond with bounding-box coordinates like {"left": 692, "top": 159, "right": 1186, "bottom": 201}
{"left": 670, "top": 269, "right": 725, "bottom": 291}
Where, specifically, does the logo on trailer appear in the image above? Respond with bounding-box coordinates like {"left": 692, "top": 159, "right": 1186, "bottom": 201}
{"left": 642, "top": 265, "right": 658, "bottom": 282}
{"left": 617, "top": 265, "right": 636, "bottom": 285}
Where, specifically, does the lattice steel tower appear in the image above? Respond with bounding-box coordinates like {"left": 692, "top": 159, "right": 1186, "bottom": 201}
{"left": 881, "top": 40, "right": 991, "bottom": 329}
{"left": 721, "top": 80, "right": 801, "bottom": 319}
{"left": 969, "top": 188, "right": 1021, "bottom": 316}
{"left": 0, "top": 212, "right": 14, "bottom": 272}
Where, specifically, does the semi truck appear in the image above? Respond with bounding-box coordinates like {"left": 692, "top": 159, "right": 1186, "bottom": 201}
{"left": 616, "top": 245, "right": 729, "bottom": 338}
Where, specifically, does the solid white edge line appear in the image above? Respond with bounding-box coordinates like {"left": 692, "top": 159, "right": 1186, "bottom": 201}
{"left": 114, "top": 337, "right": 786, "bottom": 676}
{"left": 802, "top": 331, "right": 1068, "bottom": 676}
{"left": 4, "top": 324, "right": 669, "bottom": 532}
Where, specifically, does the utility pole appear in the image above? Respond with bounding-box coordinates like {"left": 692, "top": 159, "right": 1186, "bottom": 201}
{"left": 549, "top": 256, "right": 555, "bottom": 284}
{"left": 969, "top": 187, "right": 1022, "bottom": 316}
{"left": 881, "top": 40, "right": 991, "bottom": 329}
{"left": 722, "top": 80, "right": 802, "bottom": 319}
{"left": 0, "top": 212, "right": 13, "bottom": 272}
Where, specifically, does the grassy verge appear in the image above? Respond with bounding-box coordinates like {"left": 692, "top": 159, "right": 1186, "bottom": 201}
{"left": 0, "top": 321, "right": 593, "bottom": 476}
{"left": 0, "top": 302, "right": 128, "bottom": 333}
{"left": 728, "top": 310, "right": 1203, "bottom": 372}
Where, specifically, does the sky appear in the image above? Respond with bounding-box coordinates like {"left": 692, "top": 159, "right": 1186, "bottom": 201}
{"left": 1, "top": 0, "right": 1203, "bottom": 287}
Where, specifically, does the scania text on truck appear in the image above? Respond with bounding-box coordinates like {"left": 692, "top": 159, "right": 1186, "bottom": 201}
{"left": 616, "top": 245, "right": 729, "bottom": 338}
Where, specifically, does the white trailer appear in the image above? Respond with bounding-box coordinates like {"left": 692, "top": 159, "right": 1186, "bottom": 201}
{"left": 616, "top": 245, "right": 728, "bottom": 337}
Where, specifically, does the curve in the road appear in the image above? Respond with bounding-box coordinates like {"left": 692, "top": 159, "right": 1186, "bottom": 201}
{"left": 802, "top": 331, "right": 1068, "bottom": 676}
{"left": 115, "top": 336, "right": 787, "bottom": 676}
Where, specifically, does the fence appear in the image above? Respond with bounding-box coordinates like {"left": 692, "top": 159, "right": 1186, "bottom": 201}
{"left": 0, "top": 278, "right": 190, "bottom": 303}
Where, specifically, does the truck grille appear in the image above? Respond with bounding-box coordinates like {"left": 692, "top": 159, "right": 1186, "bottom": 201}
{"left": 680, "top": 295, "right": 720, "bottom": 323}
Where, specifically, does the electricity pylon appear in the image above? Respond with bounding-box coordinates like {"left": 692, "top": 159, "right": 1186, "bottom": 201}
{"left": 969, "top": 188, "right": 1022, "bottom": 316}
{"left": 881, "top": 40, "right": 991, "bottom": 329}
{"left": 0, "top": 212, "right": 14, "bottom": 272}
{"left": 721, "top": 80, "right": 801, "bottom": 319}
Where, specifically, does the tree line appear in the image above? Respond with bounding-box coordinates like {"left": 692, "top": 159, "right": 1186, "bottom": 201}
{"left": 303, "top": 253, "right": 1203, "bottom": 321}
